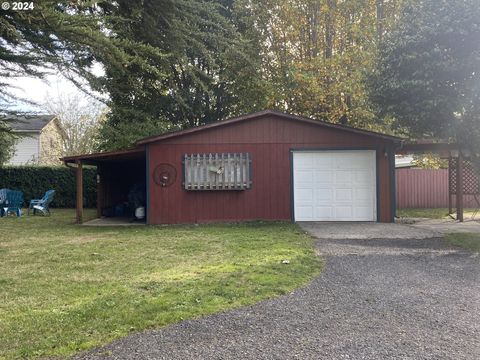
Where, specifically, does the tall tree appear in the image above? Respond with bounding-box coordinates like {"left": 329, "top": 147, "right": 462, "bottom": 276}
{"left": 0, "top": 1, "right": 161, "bottom": 161}
{"left": 95, "top": 0, "right": 264, "bottom": 150}
{"left": 238, "top": 0, "right": 403, "bottom": 131}
{"left": 43, "top": 90, "right": 106, "bottom": 156}
{"left": 368, "top": 0, "right": 480, "bottom": 170}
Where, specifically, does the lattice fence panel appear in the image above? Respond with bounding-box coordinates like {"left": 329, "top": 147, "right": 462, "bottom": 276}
{"left": 449, "top": 158, "right": 480, "bottom": 195}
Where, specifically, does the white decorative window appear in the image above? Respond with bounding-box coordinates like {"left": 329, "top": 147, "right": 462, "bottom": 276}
{"left": 183, "top": 153, "right": 252, "bottom": 190}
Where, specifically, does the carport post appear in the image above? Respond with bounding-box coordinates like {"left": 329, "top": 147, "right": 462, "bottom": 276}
{"left": 456, "top": 154, "right": 464, "bottom": 222}
{"left": 448, "top": 157, "right": 453, "bottom": 215}
{"left": 76, "top": 160, "right": 83, "bottom": 224}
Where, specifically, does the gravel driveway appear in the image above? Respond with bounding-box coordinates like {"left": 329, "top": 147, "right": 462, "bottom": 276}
{"left": 76, "top": 228, "right": 480, "bottom": 360}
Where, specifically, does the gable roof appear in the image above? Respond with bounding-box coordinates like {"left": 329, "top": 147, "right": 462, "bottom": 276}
{"left": 3, "top": 114, "right": 56, "bottom": 132}
{"left": 136, "top": 110, "right": 402, "bottom": 145}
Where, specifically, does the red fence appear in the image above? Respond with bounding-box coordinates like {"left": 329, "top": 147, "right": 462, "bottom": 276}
{"left": 396, "top": 168, "right": 478, "bottom": 209}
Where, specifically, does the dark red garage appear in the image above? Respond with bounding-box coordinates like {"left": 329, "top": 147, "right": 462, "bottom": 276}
{"left": 64, "top": 110, "right": 401, "bottom": 224}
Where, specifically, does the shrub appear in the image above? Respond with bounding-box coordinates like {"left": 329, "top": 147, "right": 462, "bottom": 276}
{"left": 0, "top": 166, "right": 96, "bottom": 208}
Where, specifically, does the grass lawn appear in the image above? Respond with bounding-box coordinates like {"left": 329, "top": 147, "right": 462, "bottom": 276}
{"left": 0, "top": 209, "right": 322, "bottom": 359}
{"left": 397, "top": 208, "right": 479, "bottom": 219}
{"left": 445, "top": 233, "right": 480, "bottom": 253}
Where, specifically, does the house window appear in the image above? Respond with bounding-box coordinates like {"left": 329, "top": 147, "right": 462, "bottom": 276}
{"left": 183, "top": 153, "right": 252, "bottom": 190}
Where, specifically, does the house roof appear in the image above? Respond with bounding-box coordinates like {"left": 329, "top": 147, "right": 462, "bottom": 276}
{"left": 3, "top": 114, "right": 57, "bottom": 132}
{"left": 136, "top": 109, "right": 403, "bottom": 145}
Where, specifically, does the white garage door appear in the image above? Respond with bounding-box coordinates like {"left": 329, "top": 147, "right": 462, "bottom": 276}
{"left": 293, "top": 151, "right": 377, "bottom": 221}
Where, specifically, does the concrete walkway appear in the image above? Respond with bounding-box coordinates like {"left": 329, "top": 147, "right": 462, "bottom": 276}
{"left": 299, "top": 218, "right": 480, "bottom": 241}
{"left": 410, "top": 218, "right": 480, "bottom": 234}
{"left": 83, "top": 218, "right": 146, "bottom": 226}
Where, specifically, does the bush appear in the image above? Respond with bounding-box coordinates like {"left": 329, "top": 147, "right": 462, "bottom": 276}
{"left": 0, "top": 166, "right": 96, "bottom": 208}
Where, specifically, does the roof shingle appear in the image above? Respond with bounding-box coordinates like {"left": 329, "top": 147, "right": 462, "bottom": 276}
{"left": 2, "top": 114, "right": 56, "bottom": 131}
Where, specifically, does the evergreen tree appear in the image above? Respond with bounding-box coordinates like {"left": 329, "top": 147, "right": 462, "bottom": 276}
{"left": 0, "top": 1, "right": 145, "bottom": 161}
{"left": 368, "top": 0, "right": 480, "bottom": 170}
{"left": 96, "top": 0, "right": 264, "bottom": 150}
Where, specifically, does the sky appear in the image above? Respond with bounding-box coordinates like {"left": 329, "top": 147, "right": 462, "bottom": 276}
{"left": 4, "top": 63, "right": 106, "bottom": 113}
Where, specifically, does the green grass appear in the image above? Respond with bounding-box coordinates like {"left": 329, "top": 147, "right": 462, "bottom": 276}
{"left": 0, "top": 209, "right": 322, "bottom": 359}
{"left": 445, "top": 233, "right": 480, "bottom": 253}
{"left": 397, "top": 208, "right": 479, "bottom": 219}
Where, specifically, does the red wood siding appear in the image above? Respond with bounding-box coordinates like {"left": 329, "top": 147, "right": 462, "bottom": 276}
{"left": 147, "top": 115, "right": 395, "bottom": 224}
{"left": 396, "top": 168, "right": 478, "bottom": 208}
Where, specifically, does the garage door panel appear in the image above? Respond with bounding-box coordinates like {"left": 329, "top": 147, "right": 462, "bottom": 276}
{"left": 335, "top": 188, "right": 353, "bottom": 201}
{"left": 336, "top": 155, "right": 364, "bottom": 169}
{"left": 334, "top": 206, "right": 353, "bottom": 219}
{"left": 296, "top": 206, "right": 314, "bottom": 220}
{"left": 314, "top": 170, "right": 334, "bottom": 184}
{"left": 354, "top": 206, "right": 374, "bottom": 219}
{"left": 295, "top": 170, "right": 314, "bottom": 184}
{"left": 313, "top": 157, "right": 334, "bottom": 168}
{"left": 314, "top": 188, "right": 334, "bottom": 201}
{"left": 293, "top": 151, "right": 376, "bottom": 221}
{"left": 294, "top": 154, "right": 314, "bottom": 168}
{"left": 295, "top": 188, "right": 314, "bottom": 202}
{"left": 315, "top": 207, "right": 333, "bottom": 219}
{"left": 337, "top": 153, "right": 372, "bottom": 169}
{"left": 355, "top": 187, "right": 374, "bottom": 201}
{"left": 334, "top": 170, "right": 353, "bottom": 183}
{"left": 355, "top": 170, "right": 374, "bottom": 184}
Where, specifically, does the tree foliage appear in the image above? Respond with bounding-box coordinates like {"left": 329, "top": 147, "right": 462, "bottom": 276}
{"left": 1, "top": 0, "right": 409, "bottom": 154}
{"left": 0, "top": 121, "right": 16, "bottom": 164}
{"left": 368, "top": 0, "right": 480, "bottom": 170}
{"left": 0, "top": 1, "right": 126, "bottom": 162}
{"left": 94, "top": 0, "right": 266, "bottom": 150}
{"left": 0, "top": 1, "right": 176, "bottom": 155}
{"left": 42, "top": 90, "right": 106, "bottom": 156}
{"left": 238, "top": 0, "right": 404, "bottom": 131}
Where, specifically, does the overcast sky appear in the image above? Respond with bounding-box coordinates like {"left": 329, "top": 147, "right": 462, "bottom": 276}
{"left": 5, "top": 63, "right": 106, "bottom": 113}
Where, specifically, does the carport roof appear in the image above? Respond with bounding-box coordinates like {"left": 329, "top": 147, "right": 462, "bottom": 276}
{"left": 62, "top": 147, "right": 145, "bottom": 165}
{"left": 136, "top": 110, "right": 403, "bottom": 145}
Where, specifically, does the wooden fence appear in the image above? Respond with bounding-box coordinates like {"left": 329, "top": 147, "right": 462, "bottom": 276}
{"left": 396, "top": 168, "right": 478, "bottom": 209}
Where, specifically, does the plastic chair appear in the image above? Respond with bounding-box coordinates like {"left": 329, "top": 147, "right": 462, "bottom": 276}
{"left": 0, "top": 188, "right": 8, "bottom": 217}
{"left": 28, "top": 190, "right": 55, "bottom": 216}
{"left": 2, "top": 190, "right": 23, "bottom": 217}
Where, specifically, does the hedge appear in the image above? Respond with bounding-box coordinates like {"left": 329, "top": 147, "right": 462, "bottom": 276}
{"left": 0, "top": 166, "right": 96, "bottom": 208}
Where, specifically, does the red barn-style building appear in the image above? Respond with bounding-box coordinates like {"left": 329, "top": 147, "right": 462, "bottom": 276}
{"left": 63, "top": 110, "right": 401, "bottom": 224}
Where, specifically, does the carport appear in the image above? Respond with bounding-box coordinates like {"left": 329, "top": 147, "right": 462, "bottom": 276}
{"left": 397, "top": 142, "right": 480, "bottom": 222}
{"left": 62, "top": 147, "right": 146, "bottom": 224}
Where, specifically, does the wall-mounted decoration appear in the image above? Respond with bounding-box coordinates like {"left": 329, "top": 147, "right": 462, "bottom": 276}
{"left": 183, "top": 153, "right": 252, "bottom": 190}
{"left": 153, "top": 163, "right": 177, "bottom": 187}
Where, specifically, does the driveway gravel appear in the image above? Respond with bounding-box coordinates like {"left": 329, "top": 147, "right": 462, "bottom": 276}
{"left": 76, "top": 230, "right": 480, "bottom": 360}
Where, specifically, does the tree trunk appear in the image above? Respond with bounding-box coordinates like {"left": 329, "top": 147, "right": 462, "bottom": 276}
{"left": 325, "top": 0, "right": 337, "bottom": 59}
{"left": 376, "top": 0, "right": 385, "bottom": 42}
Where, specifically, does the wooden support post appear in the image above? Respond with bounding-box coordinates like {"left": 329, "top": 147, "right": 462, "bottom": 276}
{"left": 76, "top": 160, "right": 84, "bottom": 224}
{"left": 448, "top": 157, "right": 453, "bottom": 215}
{"left": 456, "top": 154, "right": 464, "bottom": 222}
{"left": 96, "top": 167, "right": 102, "bottom": 218}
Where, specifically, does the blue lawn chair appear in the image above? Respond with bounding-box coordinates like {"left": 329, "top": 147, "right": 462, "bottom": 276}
{"left": 1, "top": 190, "right": 24, "bottom": 217}
{"left": 0, "top": 188, "right": 7, "bottom": 205}
{"left": 0, "top": 188, "right": 8, "bottom": 216}
{"left": 28, "top": 190, "right": 55, "bottom": 216}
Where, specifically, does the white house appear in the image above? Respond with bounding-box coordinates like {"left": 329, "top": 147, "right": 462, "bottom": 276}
{"left": 6, "top": 115, "right": 65, "bottom": 165}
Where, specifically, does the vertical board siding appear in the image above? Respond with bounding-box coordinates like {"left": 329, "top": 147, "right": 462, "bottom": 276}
{"left": 148, "top": 115, "right": 395, "bottom": 224}
{"left": 396, "top": 168, "right": 477, "bottom": 208}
